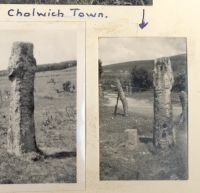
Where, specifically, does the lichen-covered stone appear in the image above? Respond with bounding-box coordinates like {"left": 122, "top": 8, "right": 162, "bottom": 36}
{"left": 179, "top": 90, "right": 187, "bottom": 127}
{"left": 115, "top": 78, "right": 128, "bottom": 116}
{"left": 153, "top": 57, "right": 175, "bottom": 149}
{"left": 8, "top": 42, "right": 38, "bottom": 156}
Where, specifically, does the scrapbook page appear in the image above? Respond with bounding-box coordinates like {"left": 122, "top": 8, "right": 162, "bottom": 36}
{"left": 0, "top": 0, "right": 199, "bottom": 193}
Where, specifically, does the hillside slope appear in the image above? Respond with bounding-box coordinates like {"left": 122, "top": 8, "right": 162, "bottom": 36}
{"left": 0, "top": 60, "right": 76, "bottom": 77}
{"left": 103, "top": 54, "right": 187, "bottom": 75}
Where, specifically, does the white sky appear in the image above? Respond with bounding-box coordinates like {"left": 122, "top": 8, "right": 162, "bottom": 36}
{"left": 99, "top": 37, "right": 186, "bottom": 66}
{"left": 0, "top": 30, "right": 77, "bottom": 70}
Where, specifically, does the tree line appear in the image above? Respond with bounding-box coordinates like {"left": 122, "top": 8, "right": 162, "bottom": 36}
{"left": 130, "top": 67, "right": 186, "bottom": 92}
{"left": 99, "top": 60, "right": 186, "bottom": 92}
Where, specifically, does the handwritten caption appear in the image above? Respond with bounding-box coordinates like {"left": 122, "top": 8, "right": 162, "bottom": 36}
{"left": 7, "top": 8, "right": 108, "bottom": 19}
{"left": 6, "top": 8, "right": 148, "bottom": 29}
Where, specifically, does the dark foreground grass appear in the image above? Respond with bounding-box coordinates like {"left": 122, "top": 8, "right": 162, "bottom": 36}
{"left": 0, "top": 69, "right": 76, "bottom": 183}
{"left": 0, "top": 149, "right": 76, "bottom": 184}
{"left": 100, "top": 104, "right": 188, "bottom": 180}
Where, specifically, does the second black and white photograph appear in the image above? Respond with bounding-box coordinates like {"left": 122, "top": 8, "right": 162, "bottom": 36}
{"left": 99, "top": 37, "right": 188, "bottom": 180}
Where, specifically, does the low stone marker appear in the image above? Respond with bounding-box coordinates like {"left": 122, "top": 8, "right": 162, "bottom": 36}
{"left": 7, "top": 42, "right": 38, "bottom": 156}
{"left": 125, "top": 129, "right": 138, "bottom": 150}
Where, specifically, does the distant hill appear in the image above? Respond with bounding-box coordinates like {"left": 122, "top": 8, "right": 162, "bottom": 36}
{"left": 103, "top": 54, "right": 187, "bottom": 76}
{"left": 0, "top": 60, "right": 77, "bottom": 77}
{"left": 36, "top": 60, "right": 76, "bottom": 72}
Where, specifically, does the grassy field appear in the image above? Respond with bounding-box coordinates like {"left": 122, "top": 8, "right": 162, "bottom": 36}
{"left": 0, "top": 67, "right": 77, "bottom": 183}
{"left": 100, "top": 91, "right": 188, "bottom": 180}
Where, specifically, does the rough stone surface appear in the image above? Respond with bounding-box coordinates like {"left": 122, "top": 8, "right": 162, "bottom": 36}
{"left": 115, "top": 78, "right": 128, "bottom": 116}
{"left": 153, "top": 57, "right": 175, "bottom": 149}
{"left": 8, "top": 42, "right": 38, "bottom": 156}
{"left": 179, "top": 90, "right": 187, "bottom": 127}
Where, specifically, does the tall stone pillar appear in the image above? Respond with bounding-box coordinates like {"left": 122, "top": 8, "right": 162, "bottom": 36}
{"left": 7, "top": 42, "right": 38, "bottom": 156}
{"left": 179, "top": 90, "right": 187, "bottom": 127}
{"left": 153, "top": 57, "right": 174, "bottom": 149}
{"left": 116, "top": 78, "right": 128, "bottom": 116}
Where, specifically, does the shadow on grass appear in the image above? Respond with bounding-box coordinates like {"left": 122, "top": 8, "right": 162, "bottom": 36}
{"left": 44, "top": 151, "right": 76, "bottom": 159}
{"left": 34, "top": 146, "right": 76, "bottom": 161}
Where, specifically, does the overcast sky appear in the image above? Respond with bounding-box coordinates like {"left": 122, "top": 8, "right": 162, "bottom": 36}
{"left": 99, "top": 38, "right": 186, "bottom": 66}
{"left": 0, "top": 30, "right": 77, "bottom": 71}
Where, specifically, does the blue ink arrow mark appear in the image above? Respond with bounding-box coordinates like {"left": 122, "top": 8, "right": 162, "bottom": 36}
{"left": 139, "top": 9, "right": 148, "bottom": 29}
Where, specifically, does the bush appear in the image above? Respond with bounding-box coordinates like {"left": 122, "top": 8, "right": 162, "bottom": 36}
{"left": 131, "top": 67, "right": 153, "bottom": 91}
{"left": 63, "top": 81, "right": 75, "bottom": 93}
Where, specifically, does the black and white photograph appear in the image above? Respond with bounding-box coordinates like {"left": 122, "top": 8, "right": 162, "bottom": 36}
{"left": 0, "top": 0, "right": 152, "bottom": 5}
{"left": 0, "top": 23, "right": 85, "bottom": 186}
{"left": 99, "top": 37, "right": 188, "bottom": 180}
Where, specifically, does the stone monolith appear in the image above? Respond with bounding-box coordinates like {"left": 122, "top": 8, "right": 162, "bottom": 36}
{"left": 7, "top": 42, "right": 38, "bottom": 156}
{"left": 179, "top": 90, "right": 187, "bottom": 127}
{"left": 115, "top": 78, "right": 128, "bottom": 116}
{"left": 153, "top": 57, "right": 175, "bottom": 149}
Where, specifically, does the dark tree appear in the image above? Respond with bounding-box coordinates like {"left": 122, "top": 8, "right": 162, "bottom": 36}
{"left": 131, "top": 67, "right": 153, "bottom": 91}
{"left": 63, "top": 81, "right": 74, "bottom": 92}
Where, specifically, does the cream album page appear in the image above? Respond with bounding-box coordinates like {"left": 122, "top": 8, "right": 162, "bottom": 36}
{"left": 0, "top": 0, "right": 199, "bottom": 193}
